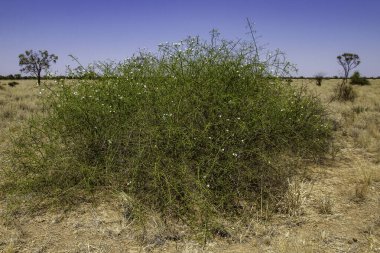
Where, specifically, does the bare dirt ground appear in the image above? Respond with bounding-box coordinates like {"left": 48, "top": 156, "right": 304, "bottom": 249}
{"left": 1, "top": 79, "right": 379, "bottom": 252}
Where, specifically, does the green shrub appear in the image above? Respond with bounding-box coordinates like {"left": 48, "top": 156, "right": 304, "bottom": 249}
{"left": 5, "top": 31, "right": 332, "bottom": 231}
{"left": 350, "top": 71, "right": 369, "bottom": 85}
{"left": 8, "top": 81, "right": 19, "bottom": 87}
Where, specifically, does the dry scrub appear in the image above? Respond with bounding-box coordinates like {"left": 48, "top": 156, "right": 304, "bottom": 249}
{"left": 1, "top": 79, "right": 379, "bottom": 252}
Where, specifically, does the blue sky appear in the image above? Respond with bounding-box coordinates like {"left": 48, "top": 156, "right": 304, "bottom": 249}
{"left": 1, "top": 0, "right": 379, "bottom": 77}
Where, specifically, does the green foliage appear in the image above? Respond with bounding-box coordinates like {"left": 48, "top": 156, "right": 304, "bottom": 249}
{"left": 5, "top": 32, "right": 333, "bottom": 231}
{"left": 7, "top": 81, "right": 19, "bottom": 87}
{"left": 350, "top": 71, "right": 370, "bottom": 85}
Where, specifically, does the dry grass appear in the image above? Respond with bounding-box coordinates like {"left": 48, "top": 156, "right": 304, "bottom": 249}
{"left": 316, "top": 195, "right": 333, "bottom": 214}
{"left": 0, "top": 80, "right": 41, "bottom": 168}
{"left": 296, "top": 78, "right": 380, "bottom": 161}
{"left": 1, "top": 79, "right": 380, "bottom": 252}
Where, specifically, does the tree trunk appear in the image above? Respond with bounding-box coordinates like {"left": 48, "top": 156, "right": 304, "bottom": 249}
{"left": 37, "top": 70, "right": 41, "bottom": 85}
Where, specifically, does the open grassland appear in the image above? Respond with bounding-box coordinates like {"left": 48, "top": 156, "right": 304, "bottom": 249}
{"left": 0, "top": 78, "right": 380, "bottom": 253}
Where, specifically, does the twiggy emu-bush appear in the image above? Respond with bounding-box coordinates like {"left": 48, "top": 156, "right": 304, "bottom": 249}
{"left": 332, "top": 82, "right": 357, "bottom": 101}
{"left": 5, "top": 30, "right": 332, "bottom": 233}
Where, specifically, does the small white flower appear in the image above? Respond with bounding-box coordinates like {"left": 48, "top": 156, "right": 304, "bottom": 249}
{"left": 232, "top": 153, "right": 238, "bottom": 157}
{"left": 206, "top": 184, "right": 210, "bottom": 188}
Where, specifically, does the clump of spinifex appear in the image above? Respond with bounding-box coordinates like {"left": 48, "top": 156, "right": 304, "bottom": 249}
{"left": 5, "top": 29, "right": 332, "bottom": 235}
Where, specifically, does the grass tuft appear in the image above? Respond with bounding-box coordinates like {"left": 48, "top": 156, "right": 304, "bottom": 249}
{"left": 316, "top": 196, "right": 333, "bottom": 214}
{"left": 332, "top": 81, "right": 356, "bottom": 101}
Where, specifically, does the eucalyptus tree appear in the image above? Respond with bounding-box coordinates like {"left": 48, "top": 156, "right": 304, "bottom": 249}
{"left": 19, "top": 50, "right": 58, "bottom": 85}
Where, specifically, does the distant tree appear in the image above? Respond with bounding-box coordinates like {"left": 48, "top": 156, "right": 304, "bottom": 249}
{"left": 18, "top": 50, "right": 58, "bottom": 85}
{"left": 334, "top": 53, "right": 360, "bottom": 101}
{"left": 337, "top": 53, "right": 360, "bottom": 83}
{"left": 314, "top": 73, "right": 325, "bottom": 86}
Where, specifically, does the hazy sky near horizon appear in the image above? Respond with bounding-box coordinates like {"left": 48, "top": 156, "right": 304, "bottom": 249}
{"left": 1, "top": 0, "right": 379, "bottom": 77}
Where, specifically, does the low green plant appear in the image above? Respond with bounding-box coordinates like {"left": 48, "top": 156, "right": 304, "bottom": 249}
{"left": 350, "top": 71, "right": 370, "bottom": 85}
{"left": 8, "top": 81, "right": 19, "bottom": 87}
{"left": 4, "top": 29, "right": 333, "bottom": 234}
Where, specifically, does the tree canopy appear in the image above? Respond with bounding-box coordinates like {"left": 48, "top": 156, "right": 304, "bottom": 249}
{"left": 19, "top": 50, "right": 58, "bottom": 85}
